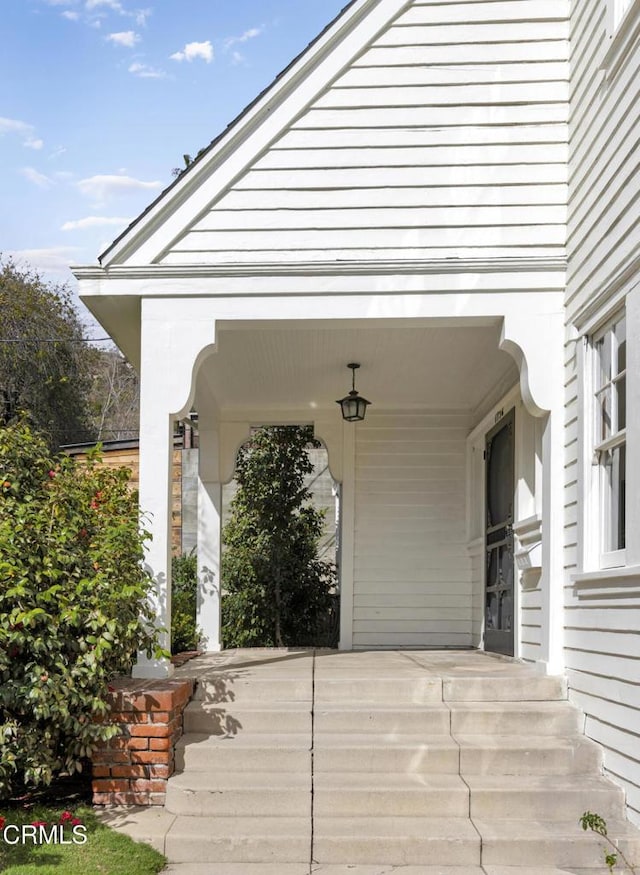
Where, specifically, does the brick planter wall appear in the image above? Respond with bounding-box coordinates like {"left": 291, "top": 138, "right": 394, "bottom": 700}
{"left": 91, "top": 677, "right": 194, "bottom": 806}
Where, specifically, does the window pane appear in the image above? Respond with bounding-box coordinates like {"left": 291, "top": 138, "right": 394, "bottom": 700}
{"left": 617, "top": 375, "right": 626, "bottom": 430}
{"left": 596, "top": 333, "right": 611, "bottom": 390}
{"left": 615, "top": 317, "right": 626, "bottom": 374}
{"left": 596, "top": 385, "right": 612, "bottom": 442}
{"left": 604, "top": 445, "right": 626, "bottom": 552}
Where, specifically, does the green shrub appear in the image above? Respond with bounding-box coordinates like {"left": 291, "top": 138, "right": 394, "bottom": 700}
{"left": 171, "top": 552, "right": 199, "bottom": 654}
{"left": 0, "top": 420, "right": 164, "bottom": 801}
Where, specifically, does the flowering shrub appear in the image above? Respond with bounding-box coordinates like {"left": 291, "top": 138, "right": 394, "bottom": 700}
{"left": 0, "top": 420, "right": 164, "bottom": 800}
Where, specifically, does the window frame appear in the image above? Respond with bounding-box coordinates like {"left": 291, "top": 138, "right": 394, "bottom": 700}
{"left": 590, "top": 310, "right": 627, "bottom": 569}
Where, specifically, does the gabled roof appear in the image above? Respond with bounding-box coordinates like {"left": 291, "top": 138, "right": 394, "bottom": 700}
{"left": 98, "top": 0, "right": 404, "bottom": 268}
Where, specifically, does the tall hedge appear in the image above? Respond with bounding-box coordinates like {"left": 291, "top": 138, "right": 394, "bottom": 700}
{"left": 0, "top": 420, "right": 163, "bottom": 800}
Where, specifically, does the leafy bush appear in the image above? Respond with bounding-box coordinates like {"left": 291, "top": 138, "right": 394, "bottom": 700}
{"left": 171, "top": 552, "right": 199, "bottom": 654}
{"left": 222, "top": 425, "right": 336, "bottom": 647}
{"left": 0, "top": 420, "right": 164, "bottom": 801}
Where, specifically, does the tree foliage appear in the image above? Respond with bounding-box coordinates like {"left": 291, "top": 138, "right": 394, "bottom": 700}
{"left": 0, "top": 420, "right": 164, "bottom": 800}
{"left": 88, "top": 347, "right": 139, "bottom": 442}
{"left": 0, "top": 258, "right": 95, "bottom": 449}
{"left": 171, "top": 552, "right": 199, "bottom": 655}
{"left": 221, "top": 425, "right": 336, "bottom": 648}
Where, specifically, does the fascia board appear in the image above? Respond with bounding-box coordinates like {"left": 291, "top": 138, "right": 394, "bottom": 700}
{"left": 100, "top": 0, "right": 412, "bottom": 268}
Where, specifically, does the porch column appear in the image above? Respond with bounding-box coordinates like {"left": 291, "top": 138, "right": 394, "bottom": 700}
{"left": 540, "top": 407, "right": 565, "bottom": 675}
{"left": 133, "top": 388, "right": 174, "bottom": 679}
{"left": 339, "top": 420, "right": 356, "bottom": 650}
{"left": 196, "top": 421, "right": 223, "bottom": 651}
{"left": 133, "top": 300, "right": 216, "bottom": 677}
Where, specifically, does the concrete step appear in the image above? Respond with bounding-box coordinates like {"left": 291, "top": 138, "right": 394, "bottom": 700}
{"left": 192, "top": 676, "right": 312, "bottom": 704}
{"left": 166, "top": 771, "right": 310, "bottom": 817}
{"left": 157, "top": 863, "right": 614, "bottom": 874}
{"left": 165, "top": 815, "right": 310, "bottom": 864}
{"left": 314, "top": 705, "right": 450, "bottom": 735}
{"left": 457, "top": 734, "right": 602, "bottom": 775}
{"left": 442, "top": 674, "right": 567, "bottom": 702}
{"left": 467, "top": 774, "right": 625, "bottom": 820}
{"left": 450, "top": 701, "right": 582, "bottom": 736}
{"left": 475, "top": 817, "right": 640, "bottom": 868}
{"left": 313, "top": 816, "right": 480, "bottom": 865}
{"left": 183, "top": 702, "right": 311, "bottom": 735}
{"left": 175, "top": 733, "right": 310, "bottom": 772}
{"left": 313, "top": 734, "right": 459, "bottom": 773}
{"left": 313, "top": 676, "right": 442, "bottom": 704}
{"left": 313, "top": 773, "right": 468, "bottom": 817}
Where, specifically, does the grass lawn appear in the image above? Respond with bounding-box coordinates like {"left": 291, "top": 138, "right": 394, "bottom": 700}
{"left": 0, "top": 804, "right": 167, "bottom": 874}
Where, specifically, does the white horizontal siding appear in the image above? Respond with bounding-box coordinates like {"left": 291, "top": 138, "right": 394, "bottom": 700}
{"left": 567, "top": 0, "right": 640, "bottom": 316}
{"left": 161, "top": 2, "right": 568, "bottom": 267}
{"left": 353, "top": 409, "right": 471, "bottom": 649}
{"left": 565, "top": 0, "right": 640, "bottom": 826}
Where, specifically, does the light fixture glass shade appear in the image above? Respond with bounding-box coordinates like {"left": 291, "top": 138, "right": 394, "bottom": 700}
{"left": 336, "top": 363, "right": 371, "bottom": 422}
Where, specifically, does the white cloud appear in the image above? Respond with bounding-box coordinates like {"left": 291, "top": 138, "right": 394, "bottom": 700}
{"left": 77, "top": 174, "right": 162, "bottom": 201}
{"left": 128, "top": 61, "right": 167, "bottom": 79}
{"left": 20, "top": 167, "right": 54, "bottom": 188}
{"left": 7, "top": 247, "right": 81, "bottom": 277}
{"left": 85, "top": 0, "right": 124, "bottom": 11}
{"left": 0, "top": 117, "right": 31, "bottom": 136}
{"left": 43, "top": 0, "right": 79, "bottom": 6}
{"left": 61, "top": 215, "right": 132, "bottom": 231}
{"left": 224, "top": 27, "right": 262, "bottom": 48}
{"left": 1, "top": 117, "right": 45, "bottom": 150}
{"left": 49, "top": 146, "right": 68, "bottom": 160}
{"left": 134, "top": 7, "right": 152, "bottom": 26}
{"left": 62, "top": 10, "right": 80, "bottom": 19}
{"left": 230, "top": 51, "right": 245, "bottom": 66}
{"left": 170, "top": 40, "right": 213, "bottom": 63}
{"left": 106, "top": 30, "right": 140, "bottom": 47}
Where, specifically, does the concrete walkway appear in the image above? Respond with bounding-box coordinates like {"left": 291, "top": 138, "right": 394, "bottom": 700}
{"left": 98, "top": 649, "right": 640, "bottom": 874}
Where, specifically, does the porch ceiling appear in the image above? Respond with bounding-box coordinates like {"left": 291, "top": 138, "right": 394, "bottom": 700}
{"left": 195, "top": 318, "right": 518, "bottom": 415}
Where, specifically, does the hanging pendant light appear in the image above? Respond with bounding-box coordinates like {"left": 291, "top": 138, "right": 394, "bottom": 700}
{"left": 336, "top": 363, "right": 371, "bottom": 422}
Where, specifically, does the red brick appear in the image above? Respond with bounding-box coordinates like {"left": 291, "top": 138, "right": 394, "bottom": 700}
{"left": 126, "top": 737, "right": 149, "bottom": 751}
{"left": 148, "top": 793, "right": 166, "bottom": 806}
{"left": 131, "top": 750, "right": 170, "bottom": 765}
{"left": 92, "top": 765, "right": 111, "bottom": 778}
{"left": 96, "top": 751, "right": 130, "bottom": 765}
{"left": 129, "top": 723, "right": 170, "bottom": 738}
{"left": 150, "top": 711, "right": 172, "bottom": 724}
{"left": 111, "top": 764, "right": 147, "bottom": 778}
{"left": 147, "top": 764, "right": 170, "bottom": 779}
{"left": 92, "top": 778, "right": 130, "bottom": 793}
{"left": 109, "top": 711, "right": 148, "bottom": 724}
{"left": 150, "top": 737, "right": 172, "bottom": 751}
{"left": 106, "top": 737, "right": 131, "bottom": 751}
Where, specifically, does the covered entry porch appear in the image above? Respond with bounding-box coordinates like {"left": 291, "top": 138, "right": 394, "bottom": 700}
{"left": 93, "top": 283, "right": 566, "bottom": 677}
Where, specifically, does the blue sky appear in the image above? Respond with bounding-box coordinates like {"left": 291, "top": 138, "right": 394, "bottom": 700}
{"left": 1, "top": 0, "right": 346, "bottom": 329}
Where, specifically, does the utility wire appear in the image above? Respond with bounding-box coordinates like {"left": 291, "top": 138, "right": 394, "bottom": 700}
{"left": 0, "top": 337, "right": 111, "bottom": 344}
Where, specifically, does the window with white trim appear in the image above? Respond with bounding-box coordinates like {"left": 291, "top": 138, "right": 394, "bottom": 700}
{"left": 592, "top": 311, "right": 626, "bottom": 567}
{"left": 611, "top": 0, "right": 634, "bottom": 30}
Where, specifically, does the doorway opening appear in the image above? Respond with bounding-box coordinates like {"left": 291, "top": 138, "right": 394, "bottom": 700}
{"left": 221, "top": 425, "right": 340, "bottom": 648}
{"left": 484, "top": 409, "right": 515, "bottom": 657}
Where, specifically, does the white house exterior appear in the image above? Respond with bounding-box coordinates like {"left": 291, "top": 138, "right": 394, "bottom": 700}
{"left": 74, "top": 0, "right": 640, "bottom": 824}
